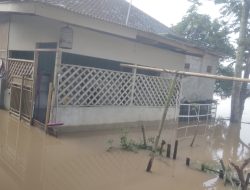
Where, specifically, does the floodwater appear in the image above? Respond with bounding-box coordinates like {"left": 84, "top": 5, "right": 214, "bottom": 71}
{"left": 0, "top": 98, "right": 250, "bottom": 190}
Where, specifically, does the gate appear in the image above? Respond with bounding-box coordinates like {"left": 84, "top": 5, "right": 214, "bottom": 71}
{"left": 7, "top": 58, "right": 35, "bottom": 122}
{"left": 10, "top": 76, "right": 33, "bottom": 122}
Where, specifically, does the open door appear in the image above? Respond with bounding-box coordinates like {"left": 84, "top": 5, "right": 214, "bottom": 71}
{"left": 33, "top": 43, "right": 57, "bottom": 124}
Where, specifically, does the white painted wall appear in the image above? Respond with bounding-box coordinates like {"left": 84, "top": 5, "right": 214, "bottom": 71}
{"left": 9, "top": 15, "right": 185, "bottom": 70}
{"left": 56, "top": 106, "right": 177, "bottom": 126}
{"left": 0, "top": 14, "right": 9, "bottom": 56}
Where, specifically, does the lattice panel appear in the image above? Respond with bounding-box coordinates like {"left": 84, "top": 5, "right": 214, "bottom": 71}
{"left": 7, "top": 59, "right": 34, "bottom": 87}
{"left": 133, "top": 75, "right": 181, "bottom": 107}
{"left": 58, "top": 64, "right": 181, "bottom": 107}
{"left": 58, "top": 64, "right": 133, "bottom": 106}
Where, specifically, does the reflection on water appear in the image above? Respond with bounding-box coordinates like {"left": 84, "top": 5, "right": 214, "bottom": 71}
{"left": 0, "top": 101, "right": 249, "bottom": 190}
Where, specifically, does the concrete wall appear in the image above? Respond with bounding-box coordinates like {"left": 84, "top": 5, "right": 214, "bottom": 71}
{"left": 9, "top": 15, "right": 185, "bottom": 70}
{"left": 0, "top": 14, "right": 9, "bottom": 109}
{"left": 0, "top": 13, "right": 9, "bottom": 58}
{"left": 181, "top": 55, "right": 218, "bottom": 102}
{"left": 56, "top": 106, "right": 177, "bottom": 126}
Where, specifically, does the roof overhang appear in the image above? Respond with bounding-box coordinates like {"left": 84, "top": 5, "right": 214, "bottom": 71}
{"left": 0, "top": 2, "right": 221, "bottom": 58}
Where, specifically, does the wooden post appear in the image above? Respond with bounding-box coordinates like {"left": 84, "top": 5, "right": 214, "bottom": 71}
{"left": 159, "top": 140, "right": 166, "bottom": 156}
{"left": 45, "top": 83, "right": 53, "bottom": 133}
{"left": 173, "top": 140, "right": 178, "bottom": 160}
{"left": 166, "top": 144, "right": 171, "bottom": 158}
{"left": 30, "top": 50, "right": 39, "bottom": 125}
{"left": 141, "top": 124, "right": 147, "bottom": 147}
{"left": 245, "top": 173, "right": 250, "bottom": 187}
{"left": 186, "top": 157, "right": 190, "bottom": 166}
{"left": 219, "top": 159, "right": 226, "bottom": 172}
{"left": 146, "top": 74, "right": 178, "bottom": 172}
{"left": 50, "top": 48, "right": 62, "bottom": 122}
{"left": 190, "top": 105, "right": 200, "bottom": 147}
{"left": 130, "top": 66, "right": 137, "bottom": 105}
{"left": 19, "top": 75, "right": 24, "bottom": 120}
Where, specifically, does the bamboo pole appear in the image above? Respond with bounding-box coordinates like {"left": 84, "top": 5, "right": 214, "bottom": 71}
{"left": 19, "top": 75, "right": 24, "bottom": 120}
{"left": 30, "top": 50, "right": 39, "bottom": 125}
{"left": 45, "top": 83, "right": 53, "bottom": 133}
{"left": 120, "top": 64, "right": 250, "bottom": 82}
{"left": 146, "top": 74, "right": 178, "bottom": 172}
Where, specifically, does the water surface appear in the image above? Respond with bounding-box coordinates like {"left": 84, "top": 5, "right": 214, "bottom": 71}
{"left": 1, "top": 98, "right": 250, "bottom": 190}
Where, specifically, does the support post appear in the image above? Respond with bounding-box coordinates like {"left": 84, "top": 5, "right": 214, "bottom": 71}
{"left": 50, "top": 48, "right": 62, "bottom": 122}
{"left": 146, "top": 74, "right": 178, "bottom": 172}
{"left": 141, "top": 123, "right": 147, "bottom": 147}
{"left": 45, "top": 83, "right": 53, "bottom": 133}
{"left": 19, "top": 75, "right": 24, "bottom": 120}
{"left": 173, "top": 140, "right": 178, "bottom": 160}
{"left": 30, "top": 50, "right": 39, "bottom": 125}
{"left": 166, "top": 144, "right": 171, "bottom": 158}
{"left": 130, "top": 66, "right": 137, "bottom": 105}
{"left": 188, "top": 104, "right": 190, "bottom": 124}
{"left": 159, "top": 140, "right": 166, "bottom": 156}
{"left": 186, "top": 157, "right": 190, "bottom": 166}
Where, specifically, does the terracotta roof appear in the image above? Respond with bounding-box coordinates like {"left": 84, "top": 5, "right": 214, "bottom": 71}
{"left": 16, "top": 0, "right": 173, "bottom": 34}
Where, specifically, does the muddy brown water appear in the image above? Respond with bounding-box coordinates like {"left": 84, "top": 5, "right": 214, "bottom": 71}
{"left": 1, "top": 98, "right": 250, "bottom": 190}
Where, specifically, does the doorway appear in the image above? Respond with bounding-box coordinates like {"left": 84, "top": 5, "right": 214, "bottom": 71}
{"left": 33, "top": 43, "right": 57, "bottom": 124}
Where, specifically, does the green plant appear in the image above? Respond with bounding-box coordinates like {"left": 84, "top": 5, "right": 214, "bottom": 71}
{"left": 147, "top": 137, "right": 155, "bottom": 145}
{"left": 106, "top": 139, "right": 114, "bottom": 151}
{"left": 120, "top": 129, "right": 137, "bottom": 152}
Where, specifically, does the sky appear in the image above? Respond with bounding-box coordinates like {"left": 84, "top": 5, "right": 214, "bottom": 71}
{"left": 127, "top": 0, "right": 222, "bottom": 27}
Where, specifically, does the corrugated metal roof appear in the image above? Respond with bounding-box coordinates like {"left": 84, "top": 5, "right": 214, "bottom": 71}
{"left": 6, "top": 0, "right": 173, "bottom": 34}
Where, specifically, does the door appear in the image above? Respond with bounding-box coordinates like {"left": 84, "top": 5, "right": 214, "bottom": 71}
{"left": 33, "top": 50, "right": 56, "bottom": 124}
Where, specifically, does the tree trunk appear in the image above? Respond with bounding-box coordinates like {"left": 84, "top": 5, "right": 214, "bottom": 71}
{"left": 230, "top": 0, "right": 249, "bottom": 123}
{"left": 239, "top": 57, "right": 250, "bottom": 118}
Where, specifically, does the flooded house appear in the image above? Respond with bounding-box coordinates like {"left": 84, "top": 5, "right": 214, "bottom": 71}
{"left": 0, "top": 0, "right": 220, "bottom": 129}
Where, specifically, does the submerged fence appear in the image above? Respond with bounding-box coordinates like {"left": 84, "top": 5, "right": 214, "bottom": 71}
{"left": 58, "top": 64, "right": 181, "bottom": 107}
{"left": 178, "top": 103, "right": 217, "bottom": 124}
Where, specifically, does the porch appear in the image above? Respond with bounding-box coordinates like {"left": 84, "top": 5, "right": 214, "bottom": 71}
{"left": 2, "top": 48, "right": 182, "bottom": 128}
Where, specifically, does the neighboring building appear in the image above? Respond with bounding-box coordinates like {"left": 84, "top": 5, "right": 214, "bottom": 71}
{"left": 0, "top": 0, "right": 220, "bottom": 127}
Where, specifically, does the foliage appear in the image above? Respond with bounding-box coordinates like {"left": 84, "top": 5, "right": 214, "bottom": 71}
{"left": 215, "top": 63, "right": 234, "bottom": 97}
{"left": 172, "top": 12, "right": 234, "bottom": 56}
{"left": 174, "top": 0, "right": 250, "bottom": 122}
{"left": 120, "top": 129, "right": 137, "bottom": 152}
{"left": 192, "top": 161, "right": 240, "bottom": 189}
{"left": 213, "top": 0, "right": 250, "bottom": 122}
{"left": 118, "top": 129, "right": 155, "bottom": 152}
{"left": 106, "top": 139, "right": 114, "bottom": 151}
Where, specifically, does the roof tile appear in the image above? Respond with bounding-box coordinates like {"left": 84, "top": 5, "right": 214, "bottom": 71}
{"left": 24, "top": 0, "right": 173, "bottom": 34}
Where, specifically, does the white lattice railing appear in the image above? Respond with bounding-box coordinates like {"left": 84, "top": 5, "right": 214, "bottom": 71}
{"left": 7, "top": 58, "right": 34, "bottom": 87}
{"left": 58, "top": 64, "right": 181, "bottom": 107}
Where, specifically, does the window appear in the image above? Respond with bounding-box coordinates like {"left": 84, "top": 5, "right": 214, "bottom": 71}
{"left": 36, "top": 42, "right": 57, "bottom": 49}
{"left": 207, "top": 66, "right": 212, "bottom": 73}
{"left": 184, "top": 63, "right": 190, "bottom": 70}
{"left": 9, "top": 51, "right": 34, "bottom": 60}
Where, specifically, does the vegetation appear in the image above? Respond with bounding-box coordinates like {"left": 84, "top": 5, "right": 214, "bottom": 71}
{"left": 173, "top": 12, "right": 234, "bottom": 56}
{"left": 173, "top": 0, "right": 250, "bottom": 123}
{"left": 215, "top": 63, "right": 234, "bottom": 97}
{"left": 215, "top": 0, "right": 250, "bottom": 123}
